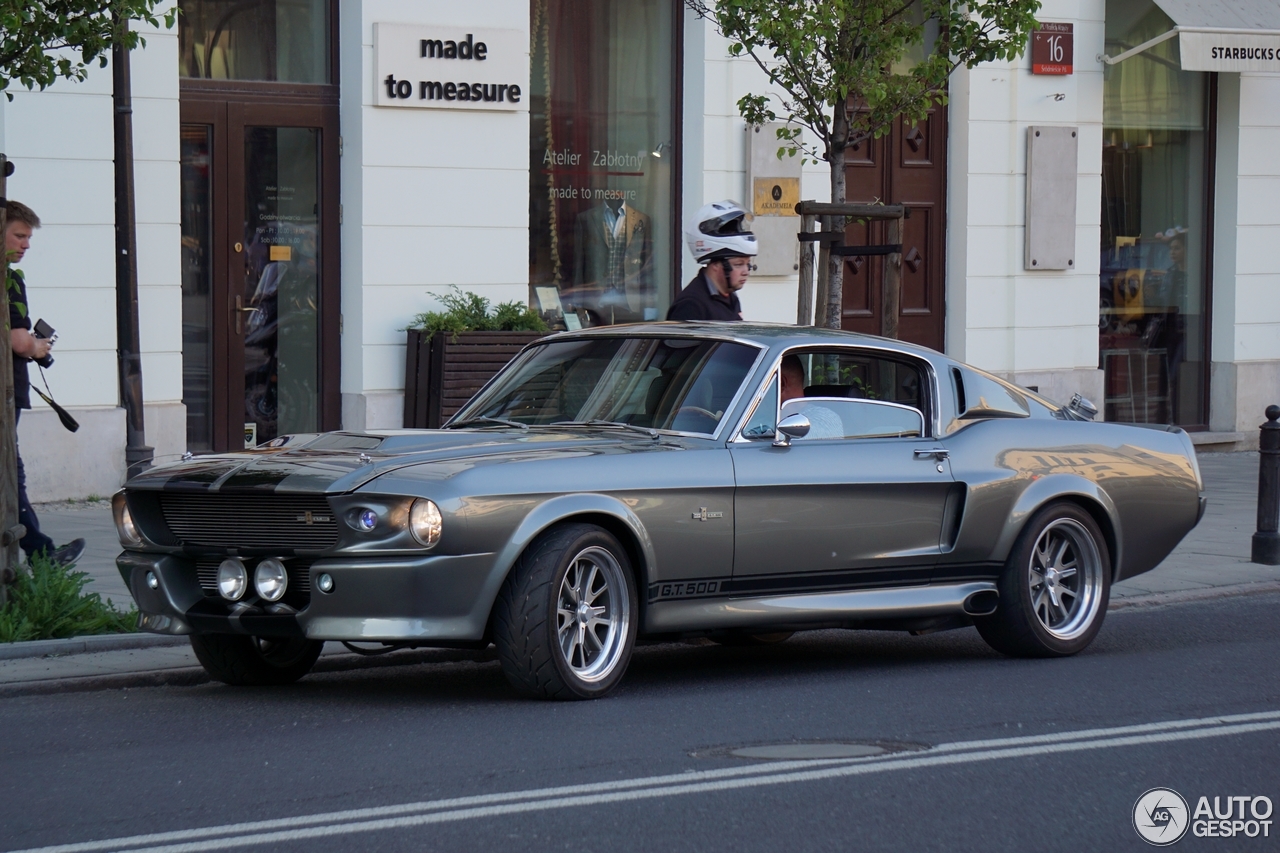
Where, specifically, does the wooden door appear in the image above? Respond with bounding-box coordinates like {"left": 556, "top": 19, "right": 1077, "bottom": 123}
{"left": 840, "top": 105, "right": 948, "bottom": 351}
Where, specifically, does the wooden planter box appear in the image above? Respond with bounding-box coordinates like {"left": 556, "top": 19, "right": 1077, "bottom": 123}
{"left": 403, "top": 329, "right": 545, "bottom": 428}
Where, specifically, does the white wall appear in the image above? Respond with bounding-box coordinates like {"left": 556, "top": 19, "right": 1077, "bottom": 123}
{"left": 1, "top": 7, "right": 183, "bottom": 497}
{"left": 946, "top": 0, "right": 1104, "bottom": 406}
{"left": 1211, "top": 71, "right": 1280, "bottom": 436}
{"left": 683, "top": 12, "right": 829, "bottom": 324}
{"left": 341, "top": 0, "right": 530, "bottom": 430}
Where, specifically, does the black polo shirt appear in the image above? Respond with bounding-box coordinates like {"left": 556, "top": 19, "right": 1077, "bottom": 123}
{"left": 666, "top": 269, "right": 742, "bottom": 322}
{"left": 8, "top": 269, "right": 30, "bottom": 410}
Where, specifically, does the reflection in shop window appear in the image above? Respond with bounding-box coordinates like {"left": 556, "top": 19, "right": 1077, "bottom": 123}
{"left": 1100, "top": 0, "right": 1210, "bottom": 427}
{"left": 529, "top": 0, "right": 675, "bottom": 329}
{"left": 178, "top": 0, "right": 329, "bottom": 83}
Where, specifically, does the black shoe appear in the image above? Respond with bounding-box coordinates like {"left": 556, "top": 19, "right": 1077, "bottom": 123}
{"left": 49, "top": 538, "right": 86, "bottom": 568}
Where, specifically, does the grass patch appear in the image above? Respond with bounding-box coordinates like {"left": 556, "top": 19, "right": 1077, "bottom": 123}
{"left": 0, "top": 554, "right": 137, "bottom": 643}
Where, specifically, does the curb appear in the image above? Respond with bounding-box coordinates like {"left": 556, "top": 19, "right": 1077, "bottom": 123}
{"left": 0, "top": 646, "right": 496, "bottom": 697}
{"left": 0, "top": 633, "right": 187, "bottom": 661}
{"left": 1109, "top": 579, "right": 1280, "bottom": 610}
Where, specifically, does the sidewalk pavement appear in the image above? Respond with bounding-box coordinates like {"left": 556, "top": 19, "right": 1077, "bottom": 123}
{"left": 2, "top": 452, "right": 1276, "bottom": 693}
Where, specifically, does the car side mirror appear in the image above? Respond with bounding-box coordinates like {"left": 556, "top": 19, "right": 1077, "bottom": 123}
{"left": 772, "top": 413, "right": 811, "bottom": 447}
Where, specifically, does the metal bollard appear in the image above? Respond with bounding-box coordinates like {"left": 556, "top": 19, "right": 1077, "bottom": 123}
{"left": 1252, "top": 404, "right": 1280, "bottom": 565}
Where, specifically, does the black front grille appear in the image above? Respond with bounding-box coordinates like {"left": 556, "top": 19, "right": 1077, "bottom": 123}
{"left": 159, "top": 494, "right": 339, "bottom": 550}
{"left": 196, "top": 557, "right": 313, "bottom": 609}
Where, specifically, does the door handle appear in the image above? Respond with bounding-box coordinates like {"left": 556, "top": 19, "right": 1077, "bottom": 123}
{"left": 913, "top": 448, "right": 949, "bottom": 460}
{"left": 234, "top": 295, "right": 257, "bottom": 334}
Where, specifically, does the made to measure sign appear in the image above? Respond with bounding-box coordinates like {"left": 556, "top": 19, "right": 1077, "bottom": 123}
{"left": 374, "top": 23, "right": 528, "bottom": 111}
{"left": 1031, "top": 23, "right": 1073, "bottom": 75}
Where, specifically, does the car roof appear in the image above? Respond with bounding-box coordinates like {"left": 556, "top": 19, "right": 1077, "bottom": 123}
{"left": 542, "top": 321, "right": 949, "bottom": 362}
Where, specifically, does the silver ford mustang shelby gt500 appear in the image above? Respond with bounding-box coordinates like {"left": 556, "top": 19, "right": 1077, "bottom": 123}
{"left": 116, "top": 324, "right": 1205, "bottom": 699}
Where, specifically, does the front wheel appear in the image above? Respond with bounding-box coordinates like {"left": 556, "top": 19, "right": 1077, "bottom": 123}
{"left": 975, "top": 502, "right": 1111, "bottom": 657}
{"left": 493, "top": 523, "right": 637, "bottom": 700}
{"left": 190, "top": 634, "right": 324, "bottom": 686}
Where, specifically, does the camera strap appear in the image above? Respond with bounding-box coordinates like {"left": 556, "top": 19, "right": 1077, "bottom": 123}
{"left": 34, "top": 367, "right": 79, "bottom": 433}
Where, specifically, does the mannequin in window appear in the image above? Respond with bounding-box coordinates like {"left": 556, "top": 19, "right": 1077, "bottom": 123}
{"left": 573, "top": 198, "right": 653, "bottom": 322}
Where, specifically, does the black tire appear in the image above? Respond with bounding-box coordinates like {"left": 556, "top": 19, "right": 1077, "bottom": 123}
{"left": 975, "top": 501, "right": 1111, "bottom": 658}
{"left": 189, "top": 634, "right": 324, "bottom": 686}
{"left": 709, "top": 631, "right": 795, "bottom": 646}
{"left": 493, "top": 523, "right": 638, "bottom": 700}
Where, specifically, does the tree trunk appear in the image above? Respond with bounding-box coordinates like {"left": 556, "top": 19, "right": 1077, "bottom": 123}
{"left": 822, "top": 105, "right": 848, "bottom": 330}
{"left": 0, "top": 156, "right": 19, "bottom": 602}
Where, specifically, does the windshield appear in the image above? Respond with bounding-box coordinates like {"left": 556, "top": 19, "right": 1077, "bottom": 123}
{"left": 451, "top": 336, "right": 761, "bottom": 435}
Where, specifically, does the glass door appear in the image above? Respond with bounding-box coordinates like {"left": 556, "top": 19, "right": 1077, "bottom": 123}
{"left": 239, "top": 125, "right": 322, "bottom": 445}
{"left": 179, "top": 102, "right": 339, "bottom": 451}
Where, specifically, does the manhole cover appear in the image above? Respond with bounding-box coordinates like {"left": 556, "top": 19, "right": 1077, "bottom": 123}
{"left": 728, "top": 742, "right": 888, "bottom": 760}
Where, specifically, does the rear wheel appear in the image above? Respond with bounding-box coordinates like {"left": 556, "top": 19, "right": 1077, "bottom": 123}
{"left": 190, "top": 634, "right": 324, "bottom": 686}
{"left": 493, "top": 523, "right": 637, "bottom": 700}
{"left": 975, "top": 502, "right": 1110, "bottom": 657}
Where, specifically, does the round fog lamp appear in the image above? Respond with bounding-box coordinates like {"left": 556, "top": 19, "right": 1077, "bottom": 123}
{"left": 254, "top": 559, "right": 289, "bottom": 602}
{"left": 217, "top": 559, "right": 248, "bottom": 601}
{"left": 357, "top": 509, "right": 378, "bottom": 531}
{"left": 145, "top": 571, "right": 159, "bottom": 590}
{"left": 316, "top": 573, "right": 335, "bottom": 593}
{"left": 409, "top": 499, "right": 443, "bottom": 548}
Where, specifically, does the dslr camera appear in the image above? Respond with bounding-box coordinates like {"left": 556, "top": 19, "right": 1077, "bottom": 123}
{"left": 32, "top": 318, "right": 56, "bottom": 369}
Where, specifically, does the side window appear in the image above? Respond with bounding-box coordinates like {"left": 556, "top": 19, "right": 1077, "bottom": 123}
{"left": 741, "top": 373, "right": 779, "bottom": 438}
{"left": 954, "top": 367, "right": 1029, "bottom": 419}
{"left": 788, "top": 349, "right": 928, "bottom": 425}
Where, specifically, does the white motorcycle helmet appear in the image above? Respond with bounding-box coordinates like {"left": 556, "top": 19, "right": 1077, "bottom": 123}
{"left": 685, "top": 200, "right": 758, "bottom": 265}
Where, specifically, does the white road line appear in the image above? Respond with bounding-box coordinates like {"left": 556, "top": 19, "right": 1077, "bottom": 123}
{"left": 10, "top": 710, "right": 1280, "bottom": 853}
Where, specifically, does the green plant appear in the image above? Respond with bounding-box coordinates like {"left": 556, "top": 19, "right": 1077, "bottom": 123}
{"left": 407, "top": 286, "right": 547, "bottom": 342}
{"left": 0, "top": 554, "right": 137, "bottom": 642}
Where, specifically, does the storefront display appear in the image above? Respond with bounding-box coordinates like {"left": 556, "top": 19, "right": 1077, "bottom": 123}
{"left": 1100, "top": 0, "right": 1211, "bottom": 427}
{"left": 529, "top": 0, "right": 676, "bottom": 328}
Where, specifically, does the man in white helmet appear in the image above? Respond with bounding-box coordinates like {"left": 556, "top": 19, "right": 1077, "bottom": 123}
{"left": 667, "top": 200, "right": 758, "bottom": 321}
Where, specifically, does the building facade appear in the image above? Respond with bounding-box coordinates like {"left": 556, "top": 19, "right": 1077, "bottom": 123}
{"left": 1, "top": 0, "right": 1276, "bottom": 500}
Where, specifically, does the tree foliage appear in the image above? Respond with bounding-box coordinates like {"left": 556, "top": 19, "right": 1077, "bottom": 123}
{"left": 687, "top": 0, "right": 1041, "bottom": 328}
{"left": 0, "top": 0, "right": 175, "bottom": 97}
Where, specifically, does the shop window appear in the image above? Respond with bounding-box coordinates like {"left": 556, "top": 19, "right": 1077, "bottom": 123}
{"left": 1100, "top": 0, "right": 1211, "bottom": 427}
{"left": 178, "top": 0, "right": 329, "bottom": 83}
{"left": 529, "top": 0, "right": 676, "bottom": 329}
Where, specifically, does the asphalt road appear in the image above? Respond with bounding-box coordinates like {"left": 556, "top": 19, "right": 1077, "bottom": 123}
{"left": 3, "top": 591, "right": 1278, "bottom": 853}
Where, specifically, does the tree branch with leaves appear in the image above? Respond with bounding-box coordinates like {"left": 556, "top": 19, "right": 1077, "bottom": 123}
{"left": 0, "top": 0, "right": 175, "bottom": 97}
{"left": 687, "top": 0, "right": 1041, "bottom": 330}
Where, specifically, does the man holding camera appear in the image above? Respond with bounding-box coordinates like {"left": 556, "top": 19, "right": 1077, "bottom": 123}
{"left": 6, "top": 200, "right": 84, "bottom": 566}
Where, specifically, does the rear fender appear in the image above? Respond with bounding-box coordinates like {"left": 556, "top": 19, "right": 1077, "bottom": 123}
{"left": 995, "top": 474, "right": 1123, "bottom": 578}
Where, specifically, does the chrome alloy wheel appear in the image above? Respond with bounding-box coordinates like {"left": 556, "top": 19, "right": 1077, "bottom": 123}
{"left": 556, "top": 546, "right": 630, "bottom": 683}
{"left": 1027, "top": 518, "right": 1104, "bottom": 641}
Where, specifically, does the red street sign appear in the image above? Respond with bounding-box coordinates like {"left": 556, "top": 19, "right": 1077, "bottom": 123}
{"left": 1032, "top": 23, "right": 1074, "bottom": 75}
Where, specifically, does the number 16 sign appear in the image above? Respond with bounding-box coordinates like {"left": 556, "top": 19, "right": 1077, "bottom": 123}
{"left": 1032, "top": 23, "right": 1073, "bottom": 75}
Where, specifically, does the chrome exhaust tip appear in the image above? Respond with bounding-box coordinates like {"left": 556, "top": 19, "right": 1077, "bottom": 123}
{"left": 963, "top": 589, "right": 1000, "bottom": 616}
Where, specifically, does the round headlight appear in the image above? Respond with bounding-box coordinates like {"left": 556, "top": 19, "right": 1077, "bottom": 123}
{"left": 254, "top": 558, "right": 289, "bottom": 602}
{"left": 112, "top": 494, "right": 142, "bottom": 547}
{"left": 217, "top": 559, "right": 248, "bottom": 601}
{"left": 409, "top": 499, "right": 443, "bottom": 548}
{"left": 357, "top": 509, "right": 378, "bottom": 531}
